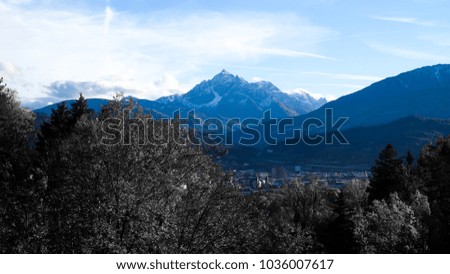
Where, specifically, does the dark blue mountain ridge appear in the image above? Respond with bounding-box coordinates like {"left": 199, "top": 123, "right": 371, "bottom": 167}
{"left": 223, "top": 116, "right": 450, "bottom": 170}
{"left": 33, "top": 98, "right": 108, "bottom": 116}
{"left": 293, "top": 64, "right": 450, "bottom": 129}
{"left": 33, "top": 97, "right": 170, "bottom": 119}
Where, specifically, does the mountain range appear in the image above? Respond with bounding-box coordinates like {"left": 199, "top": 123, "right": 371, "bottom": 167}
{"left": 34, "top": 70, "right": 327, "bottom": 121}
{"left": 154, "top": 70, "right": 326, "bottom": 119}
{"left": 34, "top": 64, "right": 450, "bottom": 170}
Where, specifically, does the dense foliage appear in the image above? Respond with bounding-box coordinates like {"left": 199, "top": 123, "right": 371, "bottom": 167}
{"left": 1, "top": 81, "right": 450, "bottom": 253}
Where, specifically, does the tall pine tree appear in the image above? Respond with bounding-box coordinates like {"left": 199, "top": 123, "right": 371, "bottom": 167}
{"left": 368, "top": 144, "right": 407, "bottom": 202}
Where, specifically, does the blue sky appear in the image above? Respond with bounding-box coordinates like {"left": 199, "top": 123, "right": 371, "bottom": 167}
{"left": 1, "top": 0, "right": 449, "bottom": 108}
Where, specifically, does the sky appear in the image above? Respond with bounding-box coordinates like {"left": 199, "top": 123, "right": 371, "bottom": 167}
{"left": 1, "top": 0, "right": 450, "bottom": 109}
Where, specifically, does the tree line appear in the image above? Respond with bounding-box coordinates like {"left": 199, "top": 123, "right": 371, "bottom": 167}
{"left": 1, "top": 79, "right": 450, "bottom": 253}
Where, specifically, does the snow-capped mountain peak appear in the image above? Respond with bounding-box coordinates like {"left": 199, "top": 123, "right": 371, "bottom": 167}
{"left": 154, "top": 70, "right": 327, "bottom": 120}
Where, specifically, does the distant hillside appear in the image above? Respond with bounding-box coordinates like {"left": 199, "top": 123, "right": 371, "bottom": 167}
{"left": 292, "top": 64, "right": 450, "bottom": 130}
{"left": 33, "top": 98, "right": 108, "bottom": 116}
{"left": 223, "top": 116, "right": 450, "bottom": 170}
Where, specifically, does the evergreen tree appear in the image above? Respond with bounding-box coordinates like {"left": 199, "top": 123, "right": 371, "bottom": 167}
{"left": 417, "top": 136, "right": 450, "bottom": 253}
{"left": 406, "top": 150, "right": 414, "bottom": 166}
{"left": 69, "top": 93, "right": 91, "bottom": 123}
{"left": 325, "top": 180, "right": 368, "bottom": 253}
{"left": 37, "top": 101, "right": 71, "bottom": 151}
{"left": 368, "top": 144, "right": 407, "bottom": 202}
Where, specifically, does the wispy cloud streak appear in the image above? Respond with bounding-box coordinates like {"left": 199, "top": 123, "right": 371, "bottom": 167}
{"left": 369, "top": 43, "right": 450, "bottom": 62}
{"left": 304, "top": 72, "right": 382, "bottom": 82}
{"left": 371, "top": 16, "right": 437, "bottom": 26}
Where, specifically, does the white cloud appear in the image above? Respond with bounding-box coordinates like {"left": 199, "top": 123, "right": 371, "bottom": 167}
{"left": 369, "top": 43, "right": 450, "bottom": 62}
{"left": 0, "top": 62, "right": 23, "bottom": 78}
{"left": 304, "top": 71, "right": 382, "bottom": 82}
{"left": 250, "top": 76, "right": 264, "bottom": 82}
{"left": 0, "top": 2, "right": 337, "bottom": 103}
{"left": 284, "top": 87, "right": 329, "bottom": 100}
{"left": 154, "top": 74, "right": 179, "bottom": 89}
{"left": 104, "top": 6, "right": 114, "bottom": 33}
{"left": 45, "top": 81, "right": 132, "bottom": 99}
{"left": 245, "top": 47, "right": 335, "bottom": 60}
{"left": 153, "top": 73, "right": 181, "bottom": 96}
{"left": 371, "top": 16, "right": 437, "bottom": 27}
